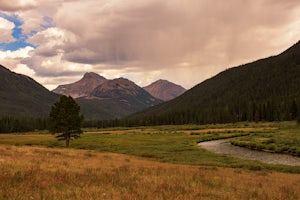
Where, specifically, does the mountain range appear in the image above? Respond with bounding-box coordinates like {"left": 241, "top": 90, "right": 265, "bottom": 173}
{"left": 75, "top": 77, "right": 162, "bottom": 120}
{"left": 53, "top": 74, "right": 186, "bottom": 102}
{"left": 0, "top": 65, "right": 185, "bottom": 120}
{"left": 127, "top": 40, "right": 300, "bottom": 125}
{"left": 52, "top": 73, "right": 186, "bottom": 120}
{"left": 1, "top": 40, "right": 299, "bottom": 125}
{"left": 52, "top": 72, "right": 107, "bottom": 98}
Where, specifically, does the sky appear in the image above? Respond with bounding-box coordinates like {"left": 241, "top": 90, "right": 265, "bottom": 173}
{"left": 0, "top": 0, "right": 300, "bottom": 90}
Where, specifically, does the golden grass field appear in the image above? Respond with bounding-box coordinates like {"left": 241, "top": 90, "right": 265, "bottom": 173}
{"left": 0, "top": 144, "right": 299, "bottom": 200}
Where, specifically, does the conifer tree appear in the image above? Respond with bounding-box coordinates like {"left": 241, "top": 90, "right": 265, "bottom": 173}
{"left": 49, "top": 96, "right": 83, "bottom": 147}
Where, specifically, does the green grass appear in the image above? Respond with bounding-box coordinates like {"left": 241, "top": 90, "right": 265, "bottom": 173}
{"left": 0, "top": 121, "right": 299, "bottom": 173}
{"left": 231, "top": 121, "right": 300, "bottom": 156}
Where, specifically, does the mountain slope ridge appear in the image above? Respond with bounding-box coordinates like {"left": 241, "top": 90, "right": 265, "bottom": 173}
{"left": 0, "top": 65, "right": 59, "bottom": 117}
{"left": 127, "top": 40, "right": 300, "bottom": 125}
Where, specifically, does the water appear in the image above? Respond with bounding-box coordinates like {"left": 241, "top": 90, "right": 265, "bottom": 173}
{"left": 198, "top": 139, "right": 300, "bottom": 166}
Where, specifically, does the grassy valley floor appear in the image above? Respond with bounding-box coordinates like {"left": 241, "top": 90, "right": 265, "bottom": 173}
{"left": 0, "top": 121, "right": 299, "bottom": 199}
{"left": 0, "top": 145, "right": 299, "bottom": 200}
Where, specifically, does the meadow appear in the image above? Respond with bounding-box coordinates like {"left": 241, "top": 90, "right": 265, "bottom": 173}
{"left": 0, "top": 144, "right": 299, "bottom": 200}
{"left": 231, "top": 122, "right": 300, "bottom": 156}
{"left": 0, "top": 121, "right": 300, "bottom": 199}
{"left": 0, "top": 121, "right": 299, "bottom": 172}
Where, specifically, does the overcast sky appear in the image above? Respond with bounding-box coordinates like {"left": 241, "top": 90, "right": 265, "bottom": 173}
{"left": 0, "top": 0, "right": 300, "bottom": 90}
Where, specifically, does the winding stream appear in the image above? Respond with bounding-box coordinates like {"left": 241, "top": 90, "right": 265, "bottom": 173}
{"left": 198, "top": 139, "right": 300, "bottom": 166}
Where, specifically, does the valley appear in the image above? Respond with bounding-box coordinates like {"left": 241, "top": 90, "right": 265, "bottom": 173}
{"left": 0, "top": 121, "right": 299, "bottom": 172}
{"left": 1, "top": 1, "right": 299, "bottom": 199}
{"left": 0, "top": 121, "right": 299, "bottom": 199}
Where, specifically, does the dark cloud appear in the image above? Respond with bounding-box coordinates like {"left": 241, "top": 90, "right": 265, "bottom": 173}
{"left": 2, "top": 0, "right": 300, "bottom": 89}
{"left": 52, "top": 0, "right": 300, "bottom": 69}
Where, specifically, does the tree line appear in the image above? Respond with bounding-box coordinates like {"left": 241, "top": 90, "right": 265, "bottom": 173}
{"left": 83, "top": 98, "right": 300, "bottom": 128}
{"left": 0, "top": 116, "right": 49, "bottom": 133}
{"left": 1, "top": 98, "right": 299, "bottom": 133}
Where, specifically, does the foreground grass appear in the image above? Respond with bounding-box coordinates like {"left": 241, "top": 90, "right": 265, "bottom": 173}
{"left": 0, "top": 145, "right": 299, "bottom": 200}
{"left": 0, "top": 122, "right": 299, "bottom": 173}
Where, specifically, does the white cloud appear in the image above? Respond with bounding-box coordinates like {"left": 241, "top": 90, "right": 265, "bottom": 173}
{"left": 14, "top": 63, "right": 35, "bottom": 76}
{"left": 0, "top": 46, "right": 34, "bottom": 77}
{"left": 0, "top": 46, "right": 33, "bottom": 59}
{"left": 0, "top": 17, "right": 15, "bottom": 43}
{"left": 21, "top": 27, "right": 83, "bottom": 77}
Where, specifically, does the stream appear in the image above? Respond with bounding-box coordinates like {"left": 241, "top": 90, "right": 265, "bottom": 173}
{"left": 198, "top": 139, "right": 300, "bottom": 166}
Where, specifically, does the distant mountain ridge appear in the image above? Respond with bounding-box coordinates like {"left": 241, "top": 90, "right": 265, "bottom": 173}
{"left": 77, "top": 77, "right": 162, "bottom": 120}
{"left": 53, "top": 73, "right": 164, "bottom": 120}
{"left": 0, "top": 65, "right": 59, "bottom": 117}
{"left": 143, "top": 79, "right": 186, "bottom": 101}
{"left": 127, "top": 40, "right": 300, "bottom": 125}
{"left": 0, "top": 66, "right": 163, "bottom": 120}
{"left": 52, "top": 72, "right": 107, "bottom": 98}
{"left": 53, "top": 73, "right": 186, "bottom": 120}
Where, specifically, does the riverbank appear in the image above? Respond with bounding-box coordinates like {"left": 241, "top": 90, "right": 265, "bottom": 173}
{"left": 198, "top": 139, "right": 300, "bottom": 166}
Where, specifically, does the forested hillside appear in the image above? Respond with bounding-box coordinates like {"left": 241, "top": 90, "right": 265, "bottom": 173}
{"left": 0, "top": 65, "right": 60, "bottom": 132}
{"left": 124, "top": 41, "right": 300, "bottom": 126}
{"left": 0, "top": 65, "right": 59, "bottom": 118}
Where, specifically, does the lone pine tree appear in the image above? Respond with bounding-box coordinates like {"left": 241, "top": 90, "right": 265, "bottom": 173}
{"left": 49, "top": 95, "right": 83, "bottom": 147}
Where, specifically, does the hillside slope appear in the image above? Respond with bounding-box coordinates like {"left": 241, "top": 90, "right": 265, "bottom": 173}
{"left": 0, "top": 65, "right": 59, "bottom": 117}
{"left": 143, "top": 79, "right": 186, "bottom": 101}
{"left": 128, "top": 41, "right": 300, "bottom": 125}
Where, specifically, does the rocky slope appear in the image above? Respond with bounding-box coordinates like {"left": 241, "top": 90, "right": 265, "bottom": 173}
{"left": 143, "top": 79, "right": 186, "bottom": 101}
{"left": 78, "top": 78, "right": 162, "bottom": 120}
{"left": 52, "top": 72, "right": 107, "bottom": 98}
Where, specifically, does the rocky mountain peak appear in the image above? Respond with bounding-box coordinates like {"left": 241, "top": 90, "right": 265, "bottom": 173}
{"left": 52, "top": 72, "right": 107, "bottom": 98}
{"left": 91, "top": 77, "right": 144, "bottom": 98}
{"left": 143, "top": 79, "right": 186, "bottom": 101}
{"left": 82, "top": 72, "right": 104, "bottom": 80}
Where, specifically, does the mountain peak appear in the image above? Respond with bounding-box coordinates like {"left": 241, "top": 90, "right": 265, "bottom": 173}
{"left": 144, "top": 79, "right": 186, "bottom": 101}
{"left": 53, "top": 72, "right": 107, "bottom": 98}
{"left": 155, "top": 79, "right": 168, "bottom": 83}
{"left": 83, "top": 72, "right": 104, "bottom": 79}
{"left": 91, "top": 77, "right": 140, "bottom": 97}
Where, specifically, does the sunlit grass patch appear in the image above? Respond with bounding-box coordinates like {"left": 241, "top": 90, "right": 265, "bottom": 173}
{"left": 0, "top": 145, "right": 299, "bottom": 200}
{"left": 0, "top": 121, "right": 299, "bottom": 173}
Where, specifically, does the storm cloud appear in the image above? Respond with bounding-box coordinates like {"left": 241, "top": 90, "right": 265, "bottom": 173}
{"left": 1, "top": 0, "right": 300, "bottom": 89}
